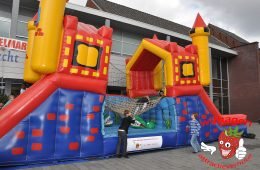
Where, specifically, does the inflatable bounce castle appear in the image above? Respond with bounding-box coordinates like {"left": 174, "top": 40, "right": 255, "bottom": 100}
{"left": 0, "top": 0, "right": 248, "bottom": 166}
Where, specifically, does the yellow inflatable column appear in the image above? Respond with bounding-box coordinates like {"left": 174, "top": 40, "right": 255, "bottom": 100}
{"left": 23, "top": 21, "right": 41, "bottom": 83}
{"left": 31, "top": 0, "right": 67, "bottom": 74}
{"left": 153, "top": 61, "right": 163, "bottom": 90}
{"left": 190, "top": 14, "right": 210, "bottom": 86}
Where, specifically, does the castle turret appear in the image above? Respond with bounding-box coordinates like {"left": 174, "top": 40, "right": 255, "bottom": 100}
{"left": 31, "top": 0, "right": 68, "bottom": 74}
{"left": 23, "top": 20, "right": 41, "bottom": 83}
{"left": 189, "top": 13, "right": 210, "bottom": 86}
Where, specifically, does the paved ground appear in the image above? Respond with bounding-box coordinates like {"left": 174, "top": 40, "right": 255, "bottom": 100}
{"left": 24, "top": 123, "right": 260, "bottom": 170}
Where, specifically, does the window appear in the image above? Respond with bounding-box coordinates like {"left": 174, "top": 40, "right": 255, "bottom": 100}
{"left": 0, "top": 18, "right": 11, "bottom": 37}
{"left": 121, "top": 32, "right": 140, "bottom": 55}
{"left": 222, "top": 97, "right": 229, "bottom": 114}
{"left": 110, "top": 30, "right": 142, "bottom": 86}
{"left": 213, "top": 96, "right": 222, "bottom": 113}
{"left": 222, "top": 58, "right": 228, "bottom": 80}
{"left": 11, "top": 83, "right": 22, "bottom": 96}
{"left": 212, "top": 57, "right": 221, "bottom": 79}
{"left": 72, "top": 41, "right": 101, "bottom": 70}
{"left": 108, "top": 54, "right": 126, "bottom": 87}
{"left": 0, "top": 80, "right": 5, "bottom": 95}
{"left": 203, "top": 86, "right": 210, "bottom": 95}
{"left": 112, "top": 30, "right": 122, "bottom": 54}
{"left": 122, "top": 42, "right": 138, "bottom": 55}
{"left": 180, "top": 62, "right": 195, "bottom": 78}
{"left": 16, "top": 20, "right": 28, "bottom": 38}
{"left": 111, "top": 29, "right": 143, "bottom": 56}
{"left": 211, "top": 56, "right": 230, "bottom": 114}
{"left": 111, "top": 40, "right": 122, "bottom": 54}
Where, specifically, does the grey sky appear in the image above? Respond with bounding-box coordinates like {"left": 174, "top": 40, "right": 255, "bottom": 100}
{"left": 107, "top": 0, "right": 260, "bottom": 44}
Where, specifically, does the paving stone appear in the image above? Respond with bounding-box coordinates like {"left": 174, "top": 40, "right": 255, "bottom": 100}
{"left": 27, "top": 123, "right": 260, "bottom": 170}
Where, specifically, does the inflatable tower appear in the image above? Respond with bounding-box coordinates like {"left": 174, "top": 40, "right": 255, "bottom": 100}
{"left": 189, "top": 13, "right": 210, "bottom": 86}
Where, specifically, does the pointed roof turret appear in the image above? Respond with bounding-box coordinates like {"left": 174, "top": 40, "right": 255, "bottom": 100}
{"left": 192, "top": 13, "right": 207, "bottom": 28}
{"left": 32, "top": 13, "right": 38, "bottom": 21}
{"left": 153, "top": 34, "right": 158, "bottom": 39}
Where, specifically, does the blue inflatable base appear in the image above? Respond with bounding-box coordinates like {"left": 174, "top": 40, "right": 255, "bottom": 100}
{"left": 0, "top": 88, "right": 248, "bottom": 167}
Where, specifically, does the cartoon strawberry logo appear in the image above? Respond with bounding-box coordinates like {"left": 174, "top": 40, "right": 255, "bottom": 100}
{"left": 201, "top": 126, "right": 247, "bottom": 160}
{"left": 218, "top": 127, "right": 243, "bottom": 159}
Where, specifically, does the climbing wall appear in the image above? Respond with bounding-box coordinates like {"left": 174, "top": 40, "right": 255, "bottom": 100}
{"left": 138, "top": 97, "right": 177, "bottom": 131}
{"left": 175, "top": 96, "right": 247, "bottom": 146}
{"left": 0, "top": 89, "right": 104, "bottom": 165}
{"left": 175, "top": 96, "right": 220, "bottom": 146}
{"left": 175, "top": 96, "right": 190, "bottom": 146}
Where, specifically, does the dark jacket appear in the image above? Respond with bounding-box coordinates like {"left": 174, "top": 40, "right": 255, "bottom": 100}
{"left": 119, "top": 116, "right": 135, "bottom": 134}
{"left": 137, "top": 97, "right": 149, "bottom": 103}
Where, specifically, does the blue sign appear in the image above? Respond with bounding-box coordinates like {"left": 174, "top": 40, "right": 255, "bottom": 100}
{"left": 0, "top": 50, "right": 20, "bottom": 63}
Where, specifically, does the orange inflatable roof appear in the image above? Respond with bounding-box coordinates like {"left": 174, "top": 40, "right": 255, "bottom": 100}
{"left": 192, "top": 13, "right": 207, "bottom": 28}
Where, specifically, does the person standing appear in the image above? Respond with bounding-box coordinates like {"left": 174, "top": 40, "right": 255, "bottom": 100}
{"left": 187, "top": 113, "right": 201, "bottom": 153}
{"left": 0, "top": 102, "right": 4, "bottom": 110}
{"left": 158, "top": 90, "right": 164, "bottom": 97}
{"left": 3, "top": 95, "right": 15, "bottom": 108}
{"left": 20, "top": 84, "right": 26, "bottom": 94}
{"left": 134, "top": 96, "right": 150, "bottom": 115}
{"left": 116, "top": 110, "right": 135, "bottom": 158}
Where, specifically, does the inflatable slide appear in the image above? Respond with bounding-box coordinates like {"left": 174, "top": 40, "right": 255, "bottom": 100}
{"left": 0, "top": 0, "right": 248, "bottom": 167}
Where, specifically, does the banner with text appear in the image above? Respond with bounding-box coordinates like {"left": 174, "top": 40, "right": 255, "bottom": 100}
{"left": 0, "top": 37, "right": 27, "bottom": 79}
{"left": 127, "top": 136, "right": 163, "bottom": 152}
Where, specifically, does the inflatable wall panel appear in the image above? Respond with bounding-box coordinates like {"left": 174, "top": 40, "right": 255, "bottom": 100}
{"left": 0, "top": 89, "right": 104, "bottom": 166}
{"left": 0, "top": 92, "right": 248, "bottom": 166}
{"left": 27, "top": 91, "right": 59, "bottom": 161}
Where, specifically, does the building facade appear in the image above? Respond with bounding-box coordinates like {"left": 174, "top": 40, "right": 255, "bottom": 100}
{"left": 0, "top": 0, "right": 30, "bottom": 96}
{"left": 209, "top": 24, "right": 260, "bottom": 121}
{"left": 0, "top": 0, "right": 258, "bottom": 121}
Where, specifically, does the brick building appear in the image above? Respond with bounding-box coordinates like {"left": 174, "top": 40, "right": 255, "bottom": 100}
{"left": 209, "top": 24, "right": 260, "bottom": 121}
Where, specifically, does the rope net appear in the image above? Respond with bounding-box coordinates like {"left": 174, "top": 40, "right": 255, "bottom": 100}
{"left": 105, "top": 95, "right": 161, "bottom": 115}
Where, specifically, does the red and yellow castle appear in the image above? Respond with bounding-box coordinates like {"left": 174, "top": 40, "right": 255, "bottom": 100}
{"left": 23, "top": 0, "right": 112, "bottom": 84}
{"left": 126, "top": 14, "right": 210, "bottom": 97}
{"left": 23, "top": 0, "right": 211, "bottom": 99}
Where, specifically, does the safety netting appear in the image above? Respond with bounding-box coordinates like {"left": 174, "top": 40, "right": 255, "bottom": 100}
{"left": 103, "top": 96, "right": 177, "bottom": 138}
{"left": 105, "top": 95, "right": 162, "bottom": 115}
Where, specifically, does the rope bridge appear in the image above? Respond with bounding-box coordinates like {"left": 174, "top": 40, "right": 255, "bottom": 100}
{"left": 105, "top": 95, "right": 161, "bottom": 115}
